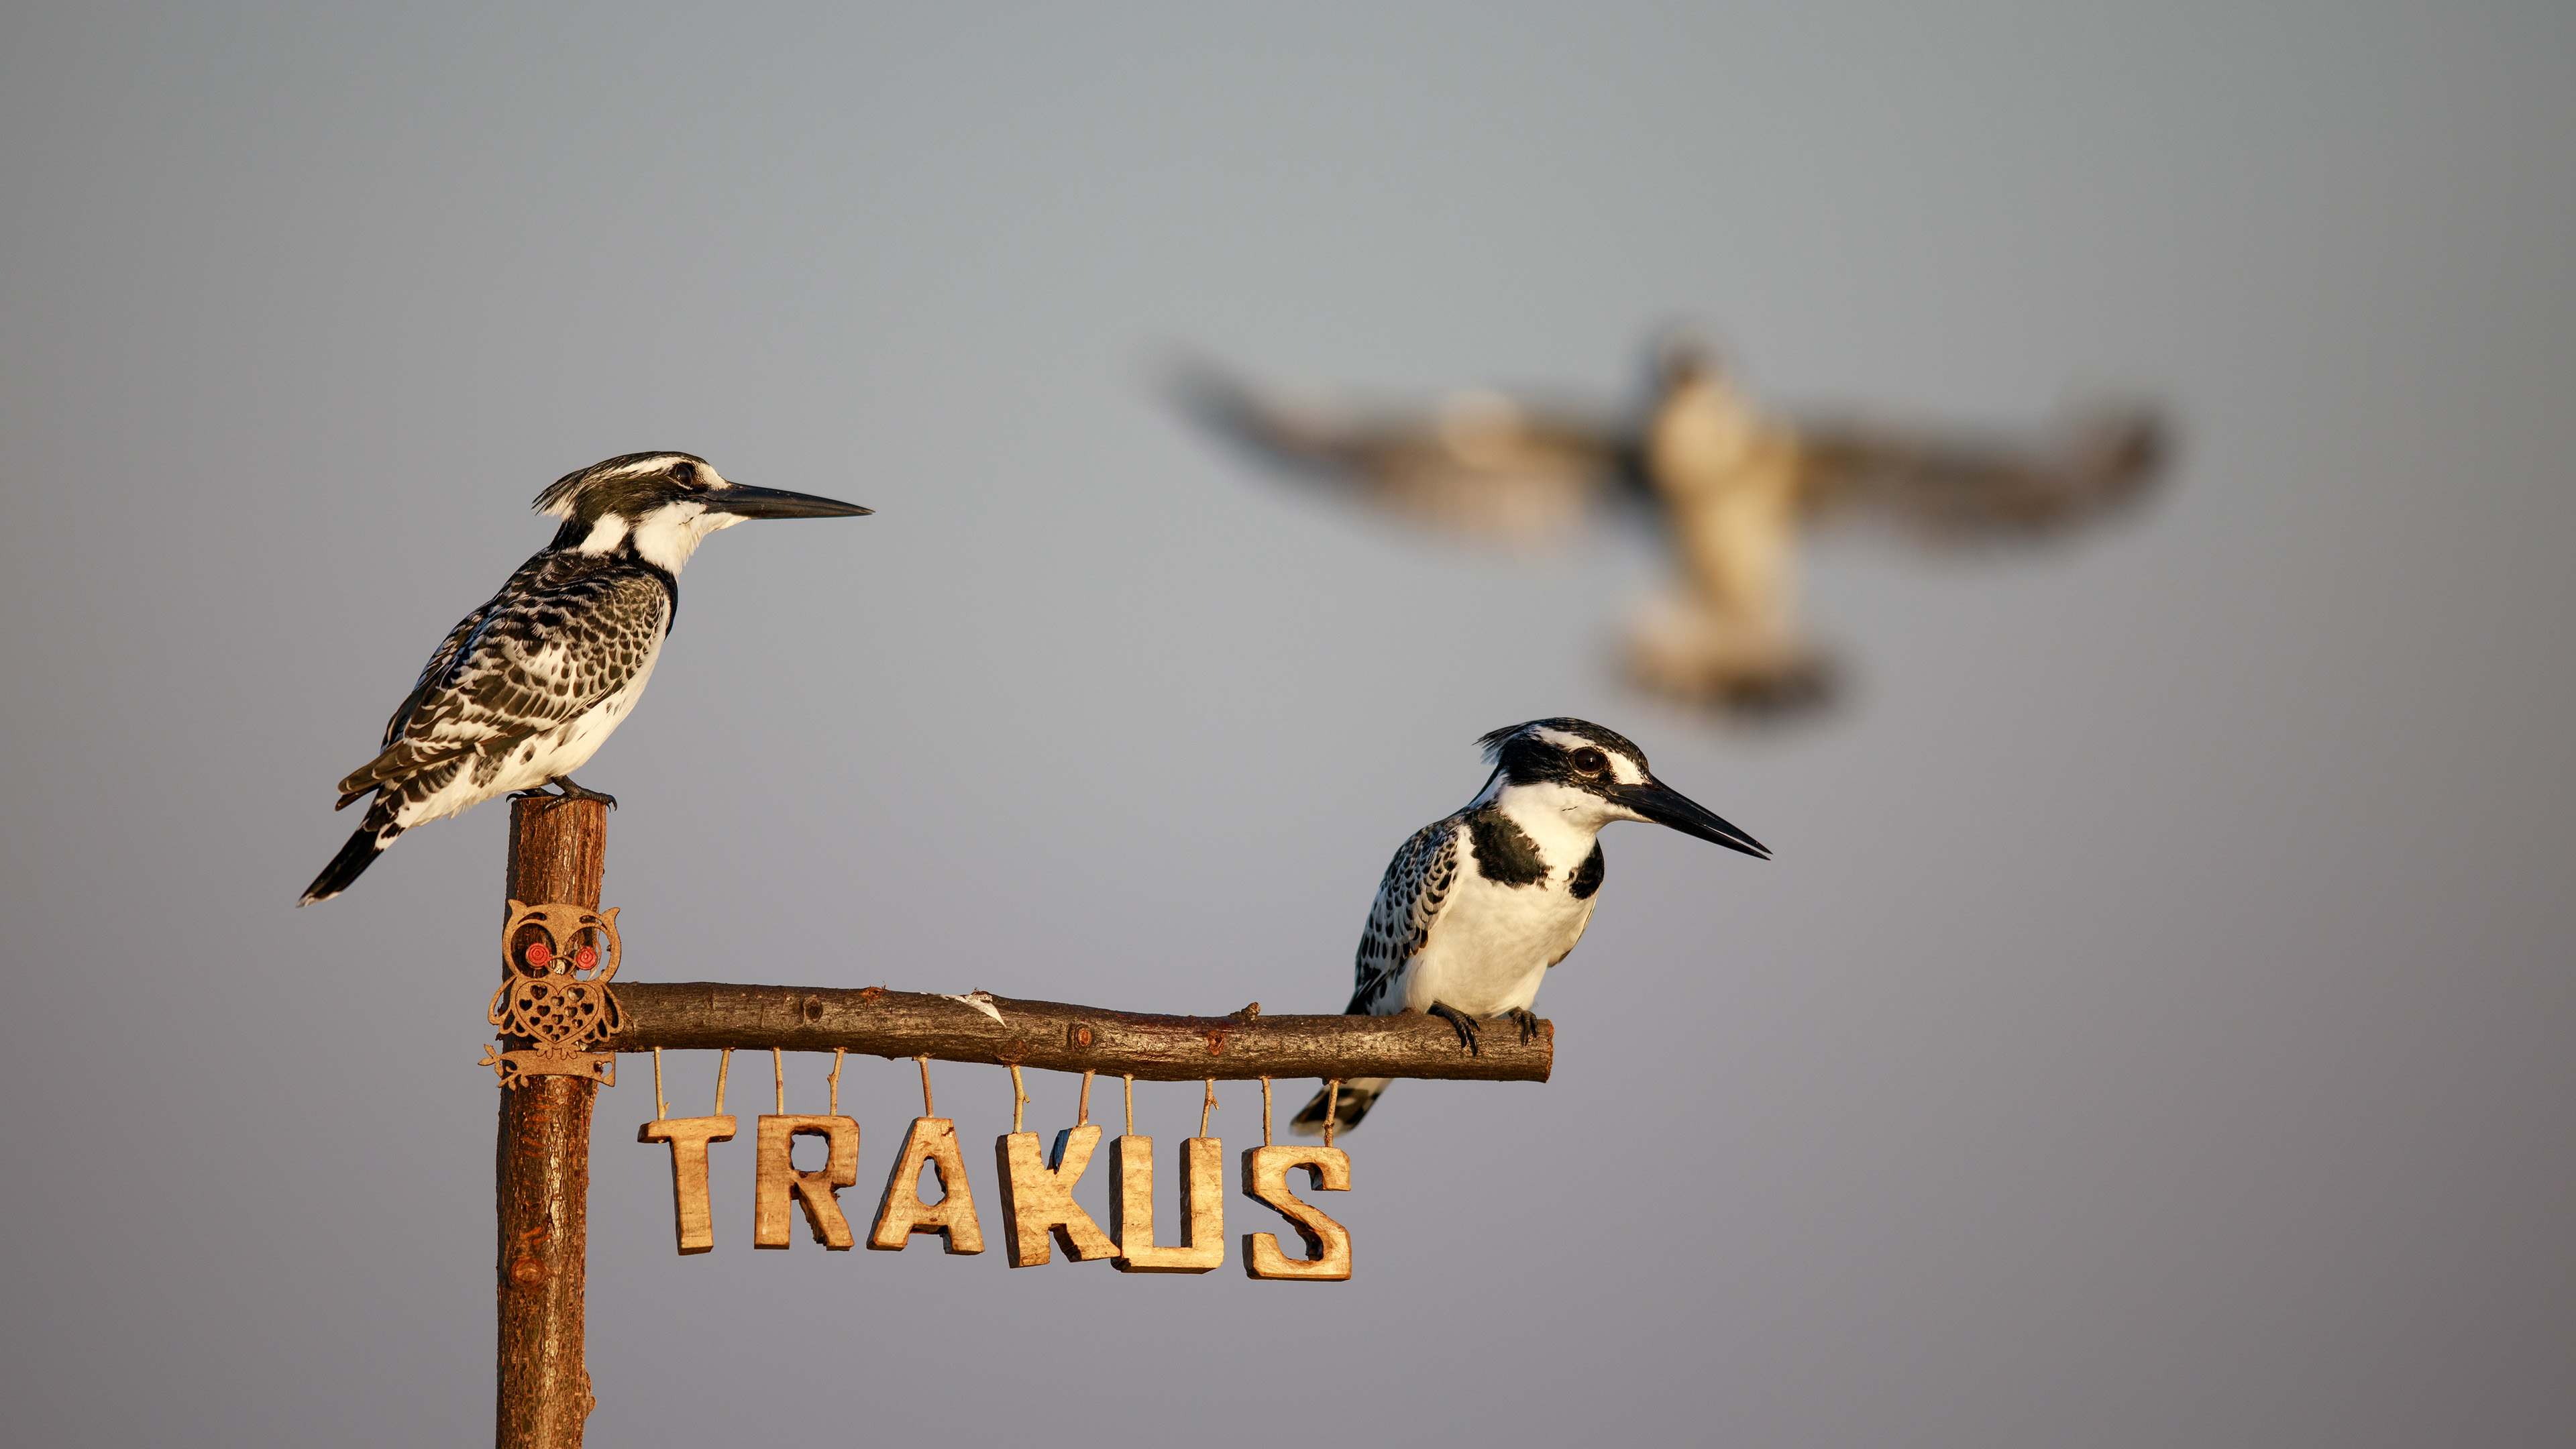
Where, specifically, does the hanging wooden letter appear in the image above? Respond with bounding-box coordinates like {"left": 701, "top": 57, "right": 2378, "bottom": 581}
{"left": 868, "top": 1118, "right": 985, "bottom": 1254}
{"left": 637, "top": 1115, "right": 738, "bottom": 1256}
{"left": 1111, "top": 1136, "right": 1226, "bottom": 1274}
{"left": 753, "top": 1115, "right": 860, "bottom": 1250}
{"left": 994, "top": 1124, "right": 1118, "bottom": 1268}
{"left": 1240, "top": 1145, "right": 1352, "bottom": 1281}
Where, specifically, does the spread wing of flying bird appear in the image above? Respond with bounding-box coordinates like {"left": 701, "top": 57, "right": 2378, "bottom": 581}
{"left": 1170, "top": 358, "right": 1641, "bottom": 546}
{"left": 1173, "top": 341, "right": 2169, "bottom": 716}
{"left": 1793, "top": 407, "right": 2166, "bottom": 544}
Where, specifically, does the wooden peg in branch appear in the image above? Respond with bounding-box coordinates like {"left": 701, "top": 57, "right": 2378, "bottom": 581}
{"left": 868, "top": 1118, "right": 984, "bottom": 1254}
{"left": 1240, "top": 1145, "right": 1352, "bottom": 1281}
{"left": 753, "top": 1116, "right": 859, "bottom": 1250}
{"left": 994, "top": 1124, "right": 1117, "bottom": 1268}
{"left": 1111, "top": 1135, "right": 1225, "bottom": 1274}
{"left": 637, "top": 1116, "right": 738, "bottom": 1256}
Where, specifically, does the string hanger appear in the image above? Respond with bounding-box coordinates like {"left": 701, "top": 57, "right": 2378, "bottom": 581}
{"left": 1324, "top": 1080, "right": 1342, "bottom": 1149}
{"left": 1199, "top": 1079, "right": 1217, "bottom": 1139}
{"left": 1122, "top": 1074, "right": 1134, "bottom": 1138}
{"left": 1009, "top": 1065, "right": 1030, "bottom": 1134}
{"left": 1079, "top": 1069, "right": 1094, "bottom": 1127}
{"left": 714, "top": 1048, "right": 733, "bottom": 1115}
{"left": 1260, "top": 1077, "right": 1273, "bottom": 1148}
{"left": 914, "top": 1055, "right": 936, "bottom": 1117}
{"left": 651, "top": 1046, "right": 668, "bottom": 1122}
{"left": 772, "top": 1048, "right": 786, "bottom": 1116}
{"left": 828, "top": 1049, "right": 845, "bottom": 1117}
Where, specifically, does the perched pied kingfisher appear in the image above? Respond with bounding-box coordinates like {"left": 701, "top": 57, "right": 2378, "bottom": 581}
{"left": 299, "top": 451, "right": 870, "bottom": 905}
{"left": 1292, "top": 718, "right": 1767, "bottom": 1134}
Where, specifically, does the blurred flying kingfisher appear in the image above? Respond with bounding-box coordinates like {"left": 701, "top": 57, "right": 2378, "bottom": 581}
{"left": 1177, "top": 335, "right": 2165, "bottom": 716}
{"left": 301, "top": 451, "right": 871, "bottom": 904}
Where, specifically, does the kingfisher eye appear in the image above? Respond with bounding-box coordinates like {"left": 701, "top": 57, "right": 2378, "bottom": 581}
{"left": 1570, "top": 747, "right": 1608, "bottom": 775}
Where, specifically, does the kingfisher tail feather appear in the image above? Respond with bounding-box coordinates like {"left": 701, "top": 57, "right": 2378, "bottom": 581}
{"left": 300, "top": 808, "right": 403, "bottom": 906}
{"left": 1290, "top": 1077, "right": 1390, "bottom": 1137}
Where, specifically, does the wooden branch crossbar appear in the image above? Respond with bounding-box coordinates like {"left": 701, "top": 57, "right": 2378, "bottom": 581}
{"left": 611, "top": 983, "right": 1552, "bottom": 1083}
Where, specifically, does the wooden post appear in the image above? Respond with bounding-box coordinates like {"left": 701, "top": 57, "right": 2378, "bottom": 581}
{"left": 497, "top": 797, "right": 607, "bottom": 1449}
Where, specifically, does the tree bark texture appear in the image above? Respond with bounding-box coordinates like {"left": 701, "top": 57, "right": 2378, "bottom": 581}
{"left": 613, "top": 983, "right": 1552, "bottom": 1083}
{"left": 498, "top": 798, "right": 605, "bottom": 1449}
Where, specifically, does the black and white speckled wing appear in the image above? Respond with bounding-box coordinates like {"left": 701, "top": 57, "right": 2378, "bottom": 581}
{"left": 1344, "top": 816, "right": 1463, "bottom": 1016}
{"left": 334, "top": 559, "right": 671, "bottom": 804}
{"left": 373, "top": 553, "right": 555, "bottom": 752}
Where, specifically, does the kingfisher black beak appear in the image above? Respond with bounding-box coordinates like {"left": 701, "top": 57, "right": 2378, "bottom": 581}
{"left": 710, "top": 484, "right": 873, "bottom": 520}
{"left": 1612, "top": 779, "right": 1769, "bottom": 859}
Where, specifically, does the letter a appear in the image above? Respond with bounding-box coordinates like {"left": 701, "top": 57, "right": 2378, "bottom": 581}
{"left": 753, "top": 1115, "right": 859, "bottom": 1250}
{"left": 638, "top": 1115, "right": 737, "bottom": 1256}
{"left": 869, "top": 1117, "right": 985, "bottom": 1254}
{"left": 1112, "top": 1135, "right": 1226, "bottom": 1274}
{"left": 994, "top": 1124, "right": 1118, "bottom": 1268}
{"left": 1241, "top": 1144, "right": 1351, "bottom": 1281}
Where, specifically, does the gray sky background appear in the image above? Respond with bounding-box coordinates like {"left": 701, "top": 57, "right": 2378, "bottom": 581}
{"left": 2, "top": 3, "right": 2570, "bottom": 1446}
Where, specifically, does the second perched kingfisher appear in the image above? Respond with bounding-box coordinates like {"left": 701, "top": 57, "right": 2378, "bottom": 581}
{"left": 299, "top": 451, "right": 870, "bottom": 905}
{"left": 1293, "top": 718, "right": 1768, "bottom": 1135}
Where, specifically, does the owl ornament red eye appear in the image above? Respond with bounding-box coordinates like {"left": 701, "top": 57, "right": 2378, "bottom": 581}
{"left": 525, "top": 941, "right": 553, "bottom": 970}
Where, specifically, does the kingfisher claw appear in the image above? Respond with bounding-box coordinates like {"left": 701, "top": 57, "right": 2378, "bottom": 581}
{"left": 1426, "top": 1002, "right": 1482, "bottom": 1055}
{"left": 536, "top": 775, "right": 619, "bottom": 810}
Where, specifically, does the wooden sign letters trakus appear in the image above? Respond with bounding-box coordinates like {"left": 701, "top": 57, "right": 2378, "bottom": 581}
{"left": 635, "top": 1053, "right": 1358, "bottom": 1278}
